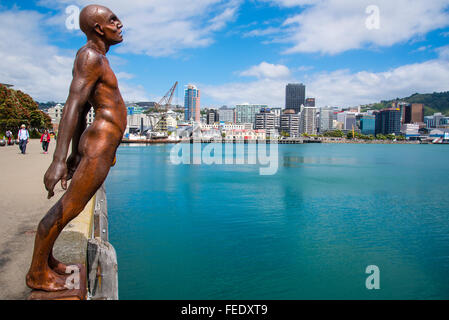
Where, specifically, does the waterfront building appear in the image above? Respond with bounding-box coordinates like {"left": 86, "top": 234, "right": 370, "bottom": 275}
{"left": 47, "top": 103, "right": 95, "bottom": 126}
{"left": 235, "top": 104, "right": 267, "bottom": 127}
{"left": 165, "top": 110, "right": 178, "bottom": 129}
{"left": 255, "top": 108, "right": 276, "bottom": 131}
{"left": 360, "top": 115, "right": 376, "bottom": 135}
{"left": 199, "top": 127, "right": 222, "bottom": 139}
{"left": 285, "top": 83, "right": 305, "bottom": 114}
{"left": 345, "top": 113, "right": 356, "bottom": 131}
{"left": 300, "top": 106, "right": 317, "bottom": 135}
{"left": 269, "top": 107, "right": 282, "bottom": 129}
{"left": 429, "top": 128, "right": 449, "bottom": 138}
{"left": 425, "top": 113, "right": 445, "bottom": 128}
{"left": 336, "top": 112, "right": 356, "bottom": 131}
{"left": 184, "top": 84, "right": 201, "bottom": 122}
{"left": 126, "top": 114, "right": 152, "bottom": 135}
{"left": 374, "top": 108, "right": 402, "bottom": 135}
{"left": 407, "top": 103, "right": 424, "bottom": 124}
{"left": 319, "top": 107, "right": 336, "bottom": 133}
{"left": 218, "top": 106, "right": 235, "bottom": 123}
{"left": 394, "top": 102, "right": 424, "bottom": 124}
{"left": 202, "top": 123, "right": 253, "bottom": 131}
{"left": 224, "top": 129, "right": 266, "bottom": 141}
{"left": 280, "top": 109, "right": 300, "bottom": 137}
{"left": 401, "top": 123, "right": 420, "bottom": 138}
{"left": 207, "top": 109, "right": 219, "bottom": 124}
{"left": 394, "top": 101, "right": 409, "bottom": 124}
{"left": 227, "top": 123, "right": 252, "bottom": 130}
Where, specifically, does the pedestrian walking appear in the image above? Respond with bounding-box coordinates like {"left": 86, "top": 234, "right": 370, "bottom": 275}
{"left": 5, "top": 130, "right": 12, "bottom": 145}
{"left": 40, "top": 129, "right": 51, "bottom": 154}
{"left": 18, "top": 124, "right": 29, "bottom": 154}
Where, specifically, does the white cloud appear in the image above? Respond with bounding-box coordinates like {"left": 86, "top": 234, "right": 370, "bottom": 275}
{"left": 243, "top": 27, "right": 283, "bottom": 38}
{"left": 37, "top": 0, "right": 241, "bottom": 57}
{"left": 0, "top": 9, "right": 148, "bottom": 102}
{"left": 240, "top": 62, "right": 291, "bottom": 79}
{"left": 116, "top": 72, "right": 135, "bottom": 80}
{"left": 203, "top": 52, "right": 449, "bottom": 107}
{"left": 263, "top": 0, "right": 449, "bottom": 55}
{"left": 0, "top": 10, "right": 73, "bottom": 102}
{"left": 435, "top": 45, "right": 449, "bottom": 60}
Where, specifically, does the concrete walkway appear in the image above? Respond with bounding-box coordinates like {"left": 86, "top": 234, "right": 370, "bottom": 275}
{"left": 0, "top": 140, "right": 65, "bottom": 299}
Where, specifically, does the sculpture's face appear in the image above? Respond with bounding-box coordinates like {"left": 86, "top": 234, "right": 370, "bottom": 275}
{"left": 100, "top": 9, "right": 123, "bottom": 45}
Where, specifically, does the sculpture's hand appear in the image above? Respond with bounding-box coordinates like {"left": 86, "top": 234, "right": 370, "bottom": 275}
{"left": 44, "top": 160, "right": 68, "bottom": 199}
{"left": 66, "top": 153, "right": 82, "bottom": 181}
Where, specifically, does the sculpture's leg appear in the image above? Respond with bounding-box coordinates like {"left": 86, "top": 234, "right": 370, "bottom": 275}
{"left": 48, "top": 251, "right": 68, "bottom": 274}
{"left": 26, "top": 152, "right": 113, "bottom": 291}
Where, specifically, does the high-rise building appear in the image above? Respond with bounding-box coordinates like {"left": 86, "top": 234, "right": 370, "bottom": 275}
{"left": 344, "top": 113, "right": 356, "bottom": 131}
{"left": 184, "top": 84, "right": 200, "bottom": 122}
{"left": 319, "top": 107, "right": 336, "bottom": 133}
{"left": 280, "top": 109, "right": 300, "bottom": 137}
{"left": 270, "top": 107, "right": 282, "bottom": 129}
{"left": 218, "top": 106, "right": 235, "bottom": 123}
{"left": 285, "top": 83, "right": 305, "bottom": 113}
{"left": 336, "top": 112, "right": 356, "bottom": 130}
{"left": 410, "top": 104, "right": 424, "bottom": 123}
{"left": 235, "top": 104, "right": 267, "bottom": 127}
{"left": 305, "top": 98, "right": 315, "bottom": 107}
{"left": 375, "top": 108, "right": 401, "bottom": 135}
{"left": 206, "top": 109, "right": 219, "bottom": 124}
{"left": 360, "top": 115, "right": 376, "bottom": 135}
{"left": 255, "top": 108, "right": 276, "bottom": 131}
{"left": 300, "top": 106, "right": 317, "bottom": 135}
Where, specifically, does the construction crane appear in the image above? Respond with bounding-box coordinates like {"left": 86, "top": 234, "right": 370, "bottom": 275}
{"left": 150, "top": 81, "right": 178, "bottom": 134}
{"left": 155, "top": 81, "right": 178, "bottom": 112}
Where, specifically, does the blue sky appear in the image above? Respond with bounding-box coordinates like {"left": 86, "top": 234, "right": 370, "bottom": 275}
{"left": 1, "top": 0, "right": 449, "bottom": 108}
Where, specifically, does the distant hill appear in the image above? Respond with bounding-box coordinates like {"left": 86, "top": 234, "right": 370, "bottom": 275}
{"left": 38, "top": 101, "right": 62, "bottom": 111}
{"left": 365, "top": 91, "right": 449, "bottom": 116}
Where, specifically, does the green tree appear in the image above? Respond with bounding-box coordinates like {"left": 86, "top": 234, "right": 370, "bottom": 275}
{"left": 324, "top": 130, "right": 345, "bottom": 138}
{"left": 0, "top": 84, "right": 51, "bottom": 134}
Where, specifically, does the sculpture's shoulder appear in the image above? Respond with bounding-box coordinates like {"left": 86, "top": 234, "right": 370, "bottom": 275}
{"left": 74, "top": 46, "right": 105, "bottom": 73}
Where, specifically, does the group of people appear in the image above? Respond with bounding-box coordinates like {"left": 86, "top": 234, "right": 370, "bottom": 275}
{"left": 6, "top": 125, "right": 52, "bottom": 155}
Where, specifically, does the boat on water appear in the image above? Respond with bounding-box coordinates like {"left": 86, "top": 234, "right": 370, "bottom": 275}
{"left": 122, "top": 132, "right": 180, "bottom": 144}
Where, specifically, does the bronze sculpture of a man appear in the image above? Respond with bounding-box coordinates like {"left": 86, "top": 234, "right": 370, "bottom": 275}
{"left": 26, "top": 4, "right": 126, "bottom": 291}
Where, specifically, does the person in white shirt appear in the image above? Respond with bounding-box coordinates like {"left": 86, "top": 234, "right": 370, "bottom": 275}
{"left": 18, "top": 124, "right": 29, "bottom": 154}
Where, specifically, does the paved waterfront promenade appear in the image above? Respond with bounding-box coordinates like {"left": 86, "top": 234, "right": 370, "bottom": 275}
{"left": 0, "top": 140, "right": 65, "bottom": 299}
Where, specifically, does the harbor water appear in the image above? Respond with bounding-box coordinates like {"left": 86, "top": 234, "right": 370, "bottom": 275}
{"left": 106, "top": 143, "right": 449, "bottom": 299}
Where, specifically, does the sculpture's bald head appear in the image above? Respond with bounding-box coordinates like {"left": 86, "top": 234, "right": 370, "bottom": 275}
{"left": 79, "top": 4, "right": 123, "bottom": 44}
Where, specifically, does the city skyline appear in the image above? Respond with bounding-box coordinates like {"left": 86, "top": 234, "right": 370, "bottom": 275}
{"left": 1, "top": 1, "right": 449, "bottom": 108}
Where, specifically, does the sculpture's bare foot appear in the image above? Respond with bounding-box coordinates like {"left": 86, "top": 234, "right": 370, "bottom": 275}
{"left": 48, "top": 254, "right": 68, "bottom": 274}
{"left": 26, "top": 268, "right": 70, "bottom": 292}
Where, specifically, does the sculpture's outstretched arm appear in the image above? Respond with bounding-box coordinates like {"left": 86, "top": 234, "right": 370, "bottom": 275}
{"left": 44, "top": 49, "right": 103, "bottom": 198}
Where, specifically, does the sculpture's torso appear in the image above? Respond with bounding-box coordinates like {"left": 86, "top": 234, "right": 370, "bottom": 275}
{"left": 76, "top": 46, "right": 127, "bottom": 157}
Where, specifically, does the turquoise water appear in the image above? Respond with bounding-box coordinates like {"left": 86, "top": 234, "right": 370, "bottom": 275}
{"left": 106, "top": 144, "right": 449, "bottom": 299}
